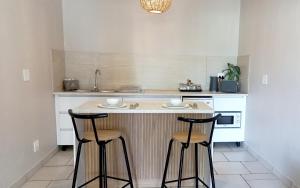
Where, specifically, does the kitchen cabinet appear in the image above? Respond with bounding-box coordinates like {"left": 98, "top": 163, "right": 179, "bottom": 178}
{"left": 213, "top": 96, "right": 247, "bottom": 143}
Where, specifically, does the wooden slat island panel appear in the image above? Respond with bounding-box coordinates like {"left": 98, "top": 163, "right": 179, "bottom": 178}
{"left": 83, "top": 113, "right": 211, "bottom": 187}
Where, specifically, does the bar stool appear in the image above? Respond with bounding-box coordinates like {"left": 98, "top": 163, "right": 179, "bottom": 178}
{"left": 68, "top": 109, "right": 134, "bottom": 188}
{"left": 161, "top": 114, "right": 221, "bottom": 188}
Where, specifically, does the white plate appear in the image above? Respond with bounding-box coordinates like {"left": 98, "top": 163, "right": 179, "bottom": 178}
{"left": 162, "top": 104, "right": 189, "bottom": 109}
{"left": 98, "top": 103, "right": 127, "bottom": 109}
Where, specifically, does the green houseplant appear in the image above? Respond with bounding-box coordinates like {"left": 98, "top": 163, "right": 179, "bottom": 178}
{"left": 223, "top": 63, "right": 241, "bottom": 81}
{"left": 220, "top": 63, "right": 241, "bottom": 93}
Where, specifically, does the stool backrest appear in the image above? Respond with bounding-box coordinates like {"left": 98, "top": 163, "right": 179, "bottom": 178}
{"left": 177, "top": 114, "right": 222, "bottom": 147}
{"left": 68, "top": 109, "right": 108, "bottom": 143}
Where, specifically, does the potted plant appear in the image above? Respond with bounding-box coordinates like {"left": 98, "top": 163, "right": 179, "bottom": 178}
{"left": 220, "top": 63, "right": 241, "bottom": 93}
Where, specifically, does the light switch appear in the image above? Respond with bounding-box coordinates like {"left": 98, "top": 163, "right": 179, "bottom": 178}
{"left": 262, "top": 74, "right": 268, "bottom": 85}
{"left": 22, "top": 69, "right": 30, "bottom": 81}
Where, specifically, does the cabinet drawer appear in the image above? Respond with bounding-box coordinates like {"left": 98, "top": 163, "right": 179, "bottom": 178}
{"left": 58, "top": 114, "right": 73, "bottom": 129}
{"left": 214, "top": 97, "right": 246, "bottom": 111}
{"left": 58, "top": 130, "right": 74, "bottom": 146}
{"left": 56, "top": 97, "right": 91, "bottom": 112}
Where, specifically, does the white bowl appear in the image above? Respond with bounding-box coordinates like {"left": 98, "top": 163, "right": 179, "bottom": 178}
{"left": 170, "top": 99, "right": 182, "bottom": 106}
{"left": 106, "top": 98, "right": 120, "bottom": 106}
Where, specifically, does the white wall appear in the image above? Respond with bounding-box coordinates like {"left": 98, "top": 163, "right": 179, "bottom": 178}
{"left": 239, "top": 0, "right": 300, "bottom": 187}
{"left": 0, "top": 0, "right": 64, "bottom": 187}
{"left": 63, "top": 0, "right": 240, "bottom": 56}
{"left": 62, "top": 0, "right": 241, "bottom": 90}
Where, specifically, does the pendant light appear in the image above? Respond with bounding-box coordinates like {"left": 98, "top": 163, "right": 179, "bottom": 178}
{"left": 140, "top": 0, "right": 172, "bottom": 14}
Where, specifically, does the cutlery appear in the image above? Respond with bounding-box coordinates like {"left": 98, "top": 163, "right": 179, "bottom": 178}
{"left": 130, "top": 103, "right": 139, "bottom": 109}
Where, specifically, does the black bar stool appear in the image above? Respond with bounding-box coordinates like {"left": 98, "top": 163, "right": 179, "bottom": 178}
{"left": 161, "top": 114, "right": 221, "bottom": 188}
{"left": 68, "top": 109, "right": 134, "bottom": 188}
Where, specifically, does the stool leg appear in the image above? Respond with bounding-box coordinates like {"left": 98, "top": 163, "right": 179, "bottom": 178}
{"left": 207, "top": 146, "right": 215, "bottom": 188}
{"left": 103, "top": 145, "right": 108, "bottom": 188}
{"left": 72, "top": 142, "right": 82, "bottom": 188}
{"left": 178, "top": 145, "right": 185, "bottom": 188}
{"left": 195, "top": 144, "right": 199, "bottom": 188}
{"left": 99, "top": 145, "right": 103, "bottom": 188}
{"left": 120, "top": 137, "right": 134, "bottom": 188}
{"left": 161, "top": 139, "right": 174, "bottom": 188}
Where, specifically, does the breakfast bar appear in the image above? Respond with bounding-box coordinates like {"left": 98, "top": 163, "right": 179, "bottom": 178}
{"left": 72, "top": 100, "right": 214, "bottom": 187}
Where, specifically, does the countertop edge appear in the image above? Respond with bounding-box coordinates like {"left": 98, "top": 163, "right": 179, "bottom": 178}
{"left": 53, "top": 90, "right": 248, "bottom": 97}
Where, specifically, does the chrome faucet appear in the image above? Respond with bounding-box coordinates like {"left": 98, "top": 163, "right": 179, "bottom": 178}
{"left": 93, "top": 69, "right": 101, "bottom": 92}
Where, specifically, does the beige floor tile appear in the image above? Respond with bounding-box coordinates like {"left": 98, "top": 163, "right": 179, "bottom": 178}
{"left": 242, "top": 161, "right": 271, "bottom": 173}
{"left": 67, "top": 158, "right": 74, "bottom": 166}
{"left": 21, "top": 181, "right": 50, "bottom": 188}
{"left": 45, "top": 151, "right": 73, "bottom": 166}
{"left": 223, "top": 151, "right": 256, "bottom": 162}
{"left": 68, "top": 171, "right": 74, "bottom": 180}
{"left": 215, "top": 175, "right": 250, "bottom": 188}
{"left": 213, "top": 152, "right": 228, "bottom": 162}
{"left": 242, "top": 173, "right": 278, "bottom": 181}
{"left": 30, "top": 166, "right": 74, "bottom": 181}
{"left": 48, "top": 180, "right": 72, "bottom": 188}
{"left": 247, "top": 179, "right": 287, "bottom": 188}
{"left": 214, "top": 162, "right": 250, "bottom": 175}
{"left": 214, "top": 143, "right": 233, "bottom": 152}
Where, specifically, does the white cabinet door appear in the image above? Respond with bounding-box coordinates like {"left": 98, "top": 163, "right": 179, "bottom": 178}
{"left": 55, "top": 96, "right": 94, "bottom": 146}
{"left": 214, "top": 96, "right": 246, "bottom": 111}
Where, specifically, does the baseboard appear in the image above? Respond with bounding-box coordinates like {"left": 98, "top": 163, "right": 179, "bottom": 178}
{"left": 246, "top": 143, "right": 299, "bottom": 188}
{"left": 10, "top": 147, "right": 59, "bottom": 188}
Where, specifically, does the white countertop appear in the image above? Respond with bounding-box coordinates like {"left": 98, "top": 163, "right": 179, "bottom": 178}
{"left": 72, "top": 101, "right": 214, "bottom": 114}
{"left": 54, "top": 89, "right": 248, "bottom": 97}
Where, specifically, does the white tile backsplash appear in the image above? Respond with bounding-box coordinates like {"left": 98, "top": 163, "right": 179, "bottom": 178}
{"left": 62, "top": 51, "right": 239, "bottom": 90}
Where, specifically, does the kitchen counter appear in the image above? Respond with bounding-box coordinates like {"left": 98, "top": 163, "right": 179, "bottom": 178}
{"left": 73, "top": 100, "right": 213, "bottom": 114}
{"left": 53, "top": 89, "right": 248, "bottom": 97}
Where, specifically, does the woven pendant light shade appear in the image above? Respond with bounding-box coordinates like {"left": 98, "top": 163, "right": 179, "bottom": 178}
{"left": 140, "top": 0, "right": 172, "bottom": 14}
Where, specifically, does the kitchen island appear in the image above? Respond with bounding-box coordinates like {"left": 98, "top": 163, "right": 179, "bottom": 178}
{"left": 72, "top": 100, "right": 214, "bottom": 187}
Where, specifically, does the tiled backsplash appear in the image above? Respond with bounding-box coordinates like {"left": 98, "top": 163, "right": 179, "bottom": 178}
{"left": 58, "top": 51, "right": 238, "bottom": 90}
{"left": 51, "top": 50, "right": 65, "bottom": 91}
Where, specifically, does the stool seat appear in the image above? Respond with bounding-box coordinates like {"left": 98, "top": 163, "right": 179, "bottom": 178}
{"left": 85, "top": 130, "right": 121, "bottom": 141}
{"left": 173, "top": 131, "right": 207, "bottom": 144}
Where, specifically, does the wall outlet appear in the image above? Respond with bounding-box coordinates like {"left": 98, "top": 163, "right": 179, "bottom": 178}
{"left": 22, "top": 69, "right": 30, "bottom": 81}
{"left": 262, "top": 74, "right": 269, "bottom": 85}
{"left": 33, "top": 140, "right": 39, "bottom": 153}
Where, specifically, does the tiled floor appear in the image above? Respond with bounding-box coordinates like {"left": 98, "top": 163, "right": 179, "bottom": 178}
{"left": 22, "top": 143, "right": 288, "bottom": 188}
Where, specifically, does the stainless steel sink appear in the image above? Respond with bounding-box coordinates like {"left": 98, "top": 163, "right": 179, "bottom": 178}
{"left": 72, "top": 89, "right": 117, "bottom": 93}
{"left": 99, "top": 89, "right": 117, "bottom": 93}
{"left": 72, "top": 88, "right": 142, "bottom": 93}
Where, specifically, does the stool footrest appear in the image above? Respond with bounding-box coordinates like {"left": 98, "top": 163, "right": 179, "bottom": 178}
{"left": 107, "top": 175, "right": 131, "bottom": 183}
{"left": 165, "top": 176, "right": 196, "bottom": 184}
{"left": 198, "top": 177, "right": 210, "bottom": 188}
{"left": 163, "top": 176, "right": 209, "bottom": 188}
{"left": 78, "top": 175, "right": 100, "bottom": 188}
{"left": 121, "top": 182, "right": 130, "bottom": 188}
{"left": 77, "top": 175, "right": 132, "bottom": 188}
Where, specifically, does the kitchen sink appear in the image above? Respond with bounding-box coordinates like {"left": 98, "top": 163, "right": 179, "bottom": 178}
{"left": 72, "top": 89, "right": 116, "bottom": 93}
{"left": 71, "top": 86, "right": 143, "bottom": 93}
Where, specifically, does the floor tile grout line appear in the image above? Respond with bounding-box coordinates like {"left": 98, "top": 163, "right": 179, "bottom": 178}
{"left": 221, "top": 151, "right": 231, "bottom": 161}
{"left": 240, "top": 161, "right": 253, "bottom": 174}
{"left": 43, "top": 164, "right": 73, "bottom": 167}
{"left": 240, "top": 174, "right": 253, "bottom": 188}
